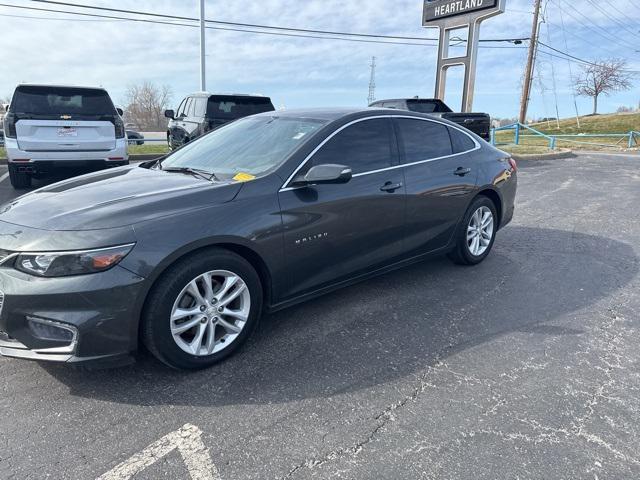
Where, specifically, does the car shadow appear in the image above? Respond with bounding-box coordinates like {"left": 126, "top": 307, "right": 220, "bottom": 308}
{"left": 41, "top": 226, "right": 638, "bottom": 406}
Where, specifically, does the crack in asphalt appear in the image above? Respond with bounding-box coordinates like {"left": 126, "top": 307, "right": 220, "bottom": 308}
{"left": 280, "top": 362, "right": 447, "bottom": 479}
{"left": 281, "top": 300, "right": 640, "bottom": 479}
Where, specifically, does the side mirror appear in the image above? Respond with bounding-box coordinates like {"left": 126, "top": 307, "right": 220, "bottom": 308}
{"left": 116, "top": 107, "right": 124, "bottom": 116}
{"left": 293, "top": 164, "right": 352, "bottom": 186}
{"left": 164, "top": 109, "right": 175, "bottom": 119}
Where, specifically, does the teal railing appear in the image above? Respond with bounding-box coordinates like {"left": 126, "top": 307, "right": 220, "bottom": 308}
{"left": 491, "top": 123, "right": 640, "bottom": 150}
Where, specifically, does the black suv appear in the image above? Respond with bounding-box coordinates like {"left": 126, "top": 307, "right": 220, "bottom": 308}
{"left": 165, "top": 93, "right": 275, "bottom": 149}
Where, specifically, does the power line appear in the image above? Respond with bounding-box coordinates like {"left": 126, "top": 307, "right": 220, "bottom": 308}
{"left": 556, "top": 0, "right": 582, "bottom": 127}
{"left": 549, "top": 0, "right": 638, "bottom": 51}
{"left": 582, "top": 0, "right": 640, "bottom": 40}
{"left": 0, "top": 11, "right": 119, "bottom": 21}
{"left": 545, "top": 20, "right": 622, "bottom": 57}
{"left": 537, "top": 40, "right": 640, "bottom": 73}
{"left": 0, "top": 3, "right": 528, "bottom": 49}
{"left": 29, "top": 0, "right": 527, "bottom": 44}
{"left": 542, "top": 0, "right": 561, "bottom": 128}
{"left": 543, "top": 0, "right": 629, "bottom": 56}
{"left": 0, "top": 3, "right": 439, "bottom": 46}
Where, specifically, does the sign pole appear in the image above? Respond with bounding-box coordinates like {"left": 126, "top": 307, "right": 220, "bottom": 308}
{"left": 199, "top": 0, "right": 206, "bottom": 92}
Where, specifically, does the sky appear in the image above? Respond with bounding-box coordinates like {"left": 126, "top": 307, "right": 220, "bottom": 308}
{"left": 0, "top": 0, "right": 638, "bottom": 120}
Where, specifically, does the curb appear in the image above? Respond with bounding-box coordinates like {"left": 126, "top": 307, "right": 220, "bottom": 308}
{"left": 511, "top": 149, "right": 575, "bottom": 161}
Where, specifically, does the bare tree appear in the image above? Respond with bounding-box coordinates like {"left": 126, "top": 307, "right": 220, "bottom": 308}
{"left": 574, "top": 59, "right": 633, "bottom": 115}
{"left": 124, "top": 82, "right": 172, "bottom": 131}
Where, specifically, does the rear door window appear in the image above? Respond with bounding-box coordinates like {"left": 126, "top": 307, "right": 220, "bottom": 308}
{"left": 405, "top": 100, "right": 452, "bottom": 114}
{"left": 448, "top": 126, "right": 476, "bottom": 153}
{"left": 206, "top": 97, "right": 274, "bottom": 120}
{"left": 10, "top": 86, "right": 116, "bottom": 117}
{"left": 309, "top": 118, "right": 394, "bottom": 174}
{"left": 194, "top": 97, "right": 207, "bottom": 117}
{"left": 395, "top": 118, "right": 452, "bottom": 163}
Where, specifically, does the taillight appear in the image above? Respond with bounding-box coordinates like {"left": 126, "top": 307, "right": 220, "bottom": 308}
{"left": 114, "top": 116, "right": 125, "bottom": 139}
{"left": 3, "top": 113, "right": 16, "bottom": 138}
{"left": 508, "top": 157, "right": 517, "bottom": 171}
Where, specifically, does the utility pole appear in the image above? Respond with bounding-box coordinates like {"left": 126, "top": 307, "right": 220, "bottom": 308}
{"left": 519, "top": 0, "right": 542, "bottom": 124}
{"left": 199, "top": 0, "right": 206, "bottom": 91}
{"left": 367, "top": 56, "right": 376, "bottom": 105}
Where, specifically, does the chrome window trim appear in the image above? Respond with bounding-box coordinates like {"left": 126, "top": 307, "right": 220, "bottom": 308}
{"left": 279, "top": 114, "right": 480, "bottom": 192}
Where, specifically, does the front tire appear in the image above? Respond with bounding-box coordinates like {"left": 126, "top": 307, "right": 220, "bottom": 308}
{"left": 142, "top": 249, "right": 263, "bottom": 370}
{"left": 8, "top": 164, "right": 31, "bottom": 189}
{"left": 448, "top": 196, "right": 497, "bottom": 265}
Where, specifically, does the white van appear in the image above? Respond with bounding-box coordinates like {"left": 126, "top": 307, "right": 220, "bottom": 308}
{"left": 3, "top": 84, "right": 128, "bottom": 188}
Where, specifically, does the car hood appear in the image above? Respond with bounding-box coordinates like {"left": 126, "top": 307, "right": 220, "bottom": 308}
{"left": 0, "top": 165, "right": 243, "bottom": 231}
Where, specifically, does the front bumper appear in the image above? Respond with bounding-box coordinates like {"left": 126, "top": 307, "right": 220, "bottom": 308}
{"left": 0, "top": 264, "right": 146, "bottom": 366}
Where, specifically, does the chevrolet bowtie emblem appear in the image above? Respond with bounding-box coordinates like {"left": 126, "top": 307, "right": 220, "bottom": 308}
{"left": 60, "top": 115, "right": 72, "bottom": 120}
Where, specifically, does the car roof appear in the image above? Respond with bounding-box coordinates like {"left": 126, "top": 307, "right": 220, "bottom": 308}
{"left": 253, "top": 108, "right": 363, "bottom": 121}
{"left": 253, "top": 107, "right": 443, "bottom": 122}
{"left": 370, "top": 98, "right": 441, "bottom": 103}
{"left": 15, "top": 83, "right": 108, "bottom": 91}
{"left": 187, "top": 92, "right": 271, "bottom": 99}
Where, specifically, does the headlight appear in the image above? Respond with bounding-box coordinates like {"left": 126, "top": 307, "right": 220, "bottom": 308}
{"left": 15, "top": 244, "right": 135, "bottom": 277}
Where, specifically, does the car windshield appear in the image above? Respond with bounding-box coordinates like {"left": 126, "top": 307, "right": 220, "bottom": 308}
{"left": 161, "top": 115, "right": 327, "bottom": 178}
{"left": 11, "top": 86, "right": 116, "bottom": 116}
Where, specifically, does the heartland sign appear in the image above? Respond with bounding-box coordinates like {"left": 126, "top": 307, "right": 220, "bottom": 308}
{"left": 423, "top": 0, "right": 499, "bottom": 23}
{"left": 422, "top": 0, "right": 506, "bottom": 112}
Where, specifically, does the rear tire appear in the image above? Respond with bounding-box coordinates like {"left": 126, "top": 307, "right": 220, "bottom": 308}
{"left": 142, "top": 248, "right": 263, "bottom": 370}
{"left": 448, "top": 196, "right": 498, "bottom": 266}
{"left": 8, "top": 164, "right": 31, "bottom": 189}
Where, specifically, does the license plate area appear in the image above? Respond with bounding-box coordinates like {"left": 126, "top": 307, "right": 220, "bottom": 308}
{"left": 57, "top": 127, "right": 77, "bottom": 137}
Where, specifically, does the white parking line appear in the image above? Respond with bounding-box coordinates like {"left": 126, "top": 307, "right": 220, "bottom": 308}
{"left": 0, "top": 172, "right": 9, "bottom": 184}
{"left": 97, "top": 423, "right": 220, "bottom": 480}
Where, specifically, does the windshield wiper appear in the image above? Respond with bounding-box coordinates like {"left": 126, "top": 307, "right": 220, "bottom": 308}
{"left": 162, "top": 166, "right": 219, "bottom": 182}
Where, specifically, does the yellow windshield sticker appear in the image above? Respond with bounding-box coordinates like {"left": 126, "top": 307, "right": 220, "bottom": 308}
{"left": 233, "top": 172, "right": 256, "bottom": 182}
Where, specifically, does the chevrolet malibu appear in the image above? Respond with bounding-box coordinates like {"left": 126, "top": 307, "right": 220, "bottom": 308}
{"left": 0, "top": 108, "right": 517, "bottom": 369}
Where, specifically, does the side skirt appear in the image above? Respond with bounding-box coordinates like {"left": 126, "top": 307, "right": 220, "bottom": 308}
{"left": 267, "top": 243, "right": 453, "bottom": 314}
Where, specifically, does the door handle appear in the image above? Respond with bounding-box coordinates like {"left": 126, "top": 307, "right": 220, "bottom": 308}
{"left": 380, "top": 181, "right": 403, "bottom": 192}
{"left": 454, "top": 167, "right": 472, "bottom": 176}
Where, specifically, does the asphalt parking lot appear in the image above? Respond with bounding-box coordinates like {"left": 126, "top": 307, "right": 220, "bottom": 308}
{"left": 0, "top": 152, "right": 639, "bottom": 479}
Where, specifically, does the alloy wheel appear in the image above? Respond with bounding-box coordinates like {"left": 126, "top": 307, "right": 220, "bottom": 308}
{"left": 467, "top": 206, "right": 494, "bottom": 256}
{"left": 170, "top": 270, "right": 251, "bottom": 356}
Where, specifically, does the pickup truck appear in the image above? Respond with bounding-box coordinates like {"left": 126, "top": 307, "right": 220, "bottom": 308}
{"left": 369, "top": 98, "right": 491, "bottom": 141}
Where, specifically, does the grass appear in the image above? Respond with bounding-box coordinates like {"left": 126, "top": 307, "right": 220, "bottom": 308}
{"left": 496, "top": 144, "right": 556, "bottom": 155}
{"left": 531, "top": 112, "right": 640, "bottom": 136}
{"left": 127, "top": 143, "right": 169, "bottom": 155}
{"left": 495, "top": 112, "right": 640, "bottom": 152}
